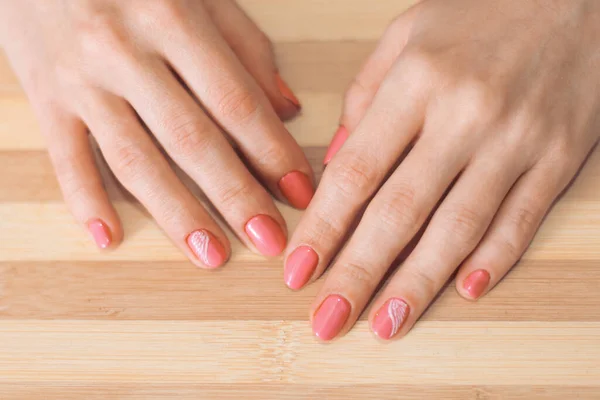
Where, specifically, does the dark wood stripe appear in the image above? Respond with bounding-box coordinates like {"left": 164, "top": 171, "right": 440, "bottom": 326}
{"left": 0, "top": 148, "right": 327, "bottom": 202}
{"left": 2, "top": 146, "right": 600, "bottom": 202}
{"left": 1, "top": 260, "right": 599, "bottom": 321}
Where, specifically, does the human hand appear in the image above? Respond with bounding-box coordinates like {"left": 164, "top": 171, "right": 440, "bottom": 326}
{"left": 285, "top": 0, "right": 600, "bottom": 340}
{"left": 0, "top": 0, "right": 313, "bottom": 267}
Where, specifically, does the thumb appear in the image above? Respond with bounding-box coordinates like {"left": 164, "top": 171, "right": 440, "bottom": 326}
{"left": 324, "top": 4, "right": 420, "bottom": 165}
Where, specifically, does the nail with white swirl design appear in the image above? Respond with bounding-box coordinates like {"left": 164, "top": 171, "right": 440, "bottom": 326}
{"left": 186, "top": 229, "right": 228, "bottom": 269}
{"left": 371, "top": 298, "right": 410, "bottom": 340}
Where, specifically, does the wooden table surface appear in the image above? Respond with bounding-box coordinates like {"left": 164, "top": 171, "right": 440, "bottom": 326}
{"left": 2, "top": 1, "right": 600, "bottom": 399}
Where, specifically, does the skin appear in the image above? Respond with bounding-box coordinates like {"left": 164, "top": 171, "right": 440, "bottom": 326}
{"left": 0, "top": 0, "right": 312, "bottom": 267}
{"left": 1, "top": 0, "right": 599, "bottom": 341}
{"left": 287, "top": 0, "right": 600, "bottom": 340}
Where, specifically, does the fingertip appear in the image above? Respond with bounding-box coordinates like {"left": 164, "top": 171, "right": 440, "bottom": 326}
{"left": 275, "top": 73, "right": 301, "bottom": 110}
{"left": 278, "top": 170, "right": 314, "bottom": 210}
{"left": 187, "top": 229, "right": 231, "bottom": 269}
{"left": 457, "top": 269, "right": 491, "bottom": 301}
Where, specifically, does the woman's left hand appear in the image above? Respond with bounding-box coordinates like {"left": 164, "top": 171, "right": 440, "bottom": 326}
{"left": 285, "top": 0, "right": 600, "bottom": 341}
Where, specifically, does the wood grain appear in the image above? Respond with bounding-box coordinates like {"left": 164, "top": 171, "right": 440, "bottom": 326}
{"left": 1, "top": 0, "right": 599, "bottom": 399}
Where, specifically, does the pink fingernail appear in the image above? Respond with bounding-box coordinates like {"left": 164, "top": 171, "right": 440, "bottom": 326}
{"left": 186, "top": 230, "right": 228, "bottom": 269}
{"left": 278, "top": 171, "right": 314, "bottom": 210}
{"left": 276, "top": 73, "right": 301, "bottom": 109}
{"left": 245, "top": 215, "right": 286, "bottom": 257}
{"left": 87, "top": 219, "right": 112, "bottom": 249}
{"left": 312, "top": 295, "right": 351, "bottom": 341}
{"left": 323, "top": 126, "right": 349, "bottom": 165}
{"left": 284, "top": 246, "right": 318, "bottom": 290}
{"left": 463, "top": 270, "right": 491, "bottom": 299}
{"left": 372, "top": 298, "right": 410, "bottom": 340}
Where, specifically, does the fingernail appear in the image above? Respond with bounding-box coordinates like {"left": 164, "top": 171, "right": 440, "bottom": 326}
{"left": 323, "top": 126, "right": 349, "bottom": 165}
{"left": 284, "top": 246, "right": 318, "bottom": 290}
{"left": 312, "top": 295, "right": 351, "bottom": 341}
{"left": 187, "top": 230, "right": 228, "bottom": 269}
{"left": 245, "top": 215, "right": 286, "bottom": 257}
{"left": 87, "top": 219, "right": 112, "bottom": 249}
{"left": 275, "top": 73, "right": 301, "bottom": 109}
{"left": 278, "top": 171, "right": 314, "bottom": 210}
{"left": 463, "top": 270, "right": 491, "bottom": 299}
{"left": 372, "top": 298, "right": 410, "bottom": 340}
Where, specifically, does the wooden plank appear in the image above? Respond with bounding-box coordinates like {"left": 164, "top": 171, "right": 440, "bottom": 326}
{"left": 1, "top": 260, "right": 599, "bottom": 321}
{"left": 1, "top": 197, "right": 600, "bottom": 261}
{"left": 2, "top": 148, "right": 600, "bottom": 202}
{"left": 2, "top": 384, "right": 599, "bottom": 400}
{"left": 0, "top": 321, "right": 598, "bottom": 385}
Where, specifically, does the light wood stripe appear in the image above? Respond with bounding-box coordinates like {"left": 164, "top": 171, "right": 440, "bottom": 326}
{"left": 2, "top": 384, "right": 599, "bottom": 400}
{"left": 0, "top": 91, "right": 345, "bottom": 149}
{"left": 238, "top": 0, "right": 414, "bottom": 41}
{"left": 1, "top": 0, "right": 599, "bottom": 396}
{"left": 0, "top": 321, "right": 598, "bottom": 385}
{"left": 1, "top": 260, "right": 599, "bottom": 321}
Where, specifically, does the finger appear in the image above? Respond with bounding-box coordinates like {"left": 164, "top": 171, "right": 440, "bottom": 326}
{"left": 284, "top": 59, "right": 429, "bottom": 291}
{"left": 43, "top": 110, "right": 122, "bottom": 250}
{"left": 118, "top": 60, "right": 287, "bottom": 256}
{"left": 308, "top": 132, "right": 471, "bottom": 341}
{"left": 77, "top": 91, "right": 230, "bottom": 269}
{"left": 455, "top": 161, "right": 577, "bottom": 300}
{"left": 366, "top": 155, "right": 525, "bottom": 341}
{"left": 203, "top": 0, "right": 301, "bottom": 120}
{"left": 324, "top": 5, "right": 420, "bottom": 165}
{"left": 149, "top": 3, "right": 314, "bottom": 209}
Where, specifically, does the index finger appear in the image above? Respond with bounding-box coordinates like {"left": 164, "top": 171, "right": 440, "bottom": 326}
{"left": 147, "top": 3, "right": 314, "bottom": 209}
{"left": 284, "top": 58, "right": 430, "bottom": 290}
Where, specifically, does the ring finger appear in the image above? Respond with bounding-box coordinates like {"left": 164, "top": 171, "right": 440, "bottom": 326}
{"left": 366, "top": 152, "right": 526, "bottom": 341}
{"left": 78, "top": 91, "right": 231, "bottom": 269}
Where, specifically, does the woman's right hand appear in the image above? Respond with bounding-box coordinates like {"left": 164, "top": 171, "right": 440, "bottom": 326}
{"left": 0, "top": 0, "right": 314, "bottom": 268}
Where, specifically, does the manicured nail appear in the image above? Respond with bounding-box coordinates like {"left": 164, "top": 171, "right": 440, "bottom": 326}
{"left": 245, "top": 215, "right": 286, "bottom": 257}
{"left": 278, "top": 171, "right": 314, "bottom": 210}
{"left": 372, "top": 298, "right": 410, "bottom": 340}
{"left": 187, "top": 230, "right": 228, "bottom": 269}
{"left": 463, "top": 270, "right": 491, "bottom": 299}
{"left": 284, "top": 246, "right": 318, "bottom": 290}
{"left": 275, "top": 73, "right": 301, "bottom": 109}
{"left": 312, "top": 295, "right": 351, "bottom": 341}
{"left": 323, "top": 126, "right": 349, "bottom": 165}
{"left": 87, "top": 219, "right": 112, "bottom": 249}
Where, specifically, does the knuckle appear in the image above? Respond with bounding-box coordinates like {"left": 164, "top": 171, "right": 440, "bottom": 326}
{"left": 494, "top": 232, "right": 523, "bottom": 261}
{"left": 213, "top": 81, "right": 262, "bottom": 124}
{"left": 139, "top": 0, "right": 186, "bottom": 27}
{"left": 303, "top": 209, "right": 346, "bottom": 244}
{"left": 343, "top": 79, "right": 372, "bottom": 120}
{"left": 340, "top": 261, "right": 376, "bottom": 285}
{"left": 166, "top": 114, "right": 213, "bottom": 158}
{"left": 111, "top": 142, "right": 150, "bottom": 182}
{"left": 442, "top": 204, "right": 485, "bottom": 245}
{"left": 399, "top": 47, "right": 439, "bottom": 84}
{"left": 52, "top": 157, "right": 92, "bottom": 204}
{"left": 508, "top": 202, "right": 540, "bottom": 237}
{"left": 327, "top": 152, "right": 379, "bottom": 198}
{"left": 252, "top": 142, "right": 288, "bottom": 171}
{"left": 371, "top": 183, "right": 422, "bottom": 232}
{"left": 77, "top": 12, "right": 129, "bottom": 59}
{"left": 406, "top": 266, "right": 438, "bottom": 299}
{"left": 448, "top": 79, "right": 501, "bottom": 129}
{"left": 217, "top": 180, "right": 257, "bottom": 209}
{"left": 548, "top": 135, "right": 577, "bottom": 170}
{"left": 54, "top": 63, "right": 88, "bottom": 89}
